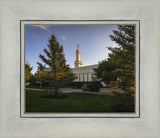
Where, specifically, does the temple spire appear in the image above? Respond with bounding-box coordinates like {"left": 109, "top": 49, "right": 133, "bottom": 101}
{"left": 74, "top": 44, "right": 82, "bottom": 68}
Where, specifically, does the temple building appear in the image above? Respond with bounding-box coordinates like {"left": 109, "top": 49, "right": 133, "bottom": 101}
{"left": 72, "top": 44, "right": 98, "bottom": 82}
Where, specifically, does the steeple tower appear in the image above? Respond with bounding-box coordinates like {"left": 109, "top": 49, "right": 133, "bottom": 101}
{"left": 74, "top": 44, "right": 82, "bottom": 68}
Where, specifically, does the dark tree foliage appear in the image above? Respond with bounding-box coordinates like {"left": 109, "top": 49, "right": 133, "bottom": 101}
{"left": 95, "top": 25, "right": 135, "bottom": 112}
{"left": 94, "top": 60, "right": 118, "bottom": 84}
{"left": 95, "top": 25, "right": 135, "bottom": 91}
{"left": 109, "top": 25, "right": 135, "bottom": 92}
{"left": 25, "top": 61, "right": 33, "bottom": 82}
{"left": 37, "top": 34, "right": 75, "bottom": 96}
{"left": 109, "top": 25, "right": 135, "bottom": 112}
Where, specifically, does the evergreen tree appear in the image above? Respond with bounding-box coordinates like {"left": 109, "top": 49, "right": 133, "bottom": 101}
{"left": 109, "top": 25, "right": 135, "bottom": 112}
{"left": 109, "top": 25, "right": 135, "bottom": 92}
{"left": 37, "top": 34, "right": 74, "bottom": 97}
{"left": 95, "top": 25, "right": 135, "bottom": 112}
{"left": 95, "top": 25, "right": 135, "bottom": 91}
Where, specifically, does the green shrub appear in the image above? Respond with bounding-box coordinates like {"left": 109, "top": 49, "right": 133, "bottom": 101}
{"left": 87, "top": 81, "right": 102, "bottom": 92}
{"left": 58, "top": 81, "right": 102, "bottom": 91}
{"left": 81, "top": 84, "right": 89, "bottom": 91}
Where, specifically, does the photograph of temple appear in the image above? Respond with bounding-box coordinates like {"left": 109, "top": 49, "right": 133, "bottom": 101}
{"left": 24, "top": 23, "right": 137, "bottom": 114}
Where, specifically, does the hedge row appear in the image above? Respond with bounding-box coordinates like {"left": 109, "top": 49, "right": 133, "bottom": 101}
{"left": 28, "top": 81, "right": 103, "bottom": 92}
{"left": 62, "top": 81, "right": 102, "bottom": 89}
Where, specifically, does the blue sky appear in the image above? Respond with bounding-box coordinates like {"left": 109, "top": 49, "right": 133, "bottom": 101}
{"left": 25, "top": 24, "right": 118, "bottom": 74}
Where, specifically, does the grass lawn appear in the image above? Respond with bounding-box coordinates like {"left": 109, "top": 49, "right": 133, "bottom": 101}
{"left": 26, "top": 90, "right": 125, "bottom": 112}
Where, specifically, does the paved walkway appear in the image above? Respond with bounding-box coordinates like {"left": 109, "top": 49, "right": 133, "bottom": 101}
{"left": 61, "top": 89, "right": 114, "bottom": 95}
{"left": 26, "top": 88, "right": 114, "bottom": 95}
{"left": 26, "top": 88, "right": 45, "bottom": 91}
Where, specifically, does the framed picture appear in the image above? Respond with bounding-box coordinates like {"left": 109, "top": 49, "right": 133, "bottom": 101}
{"left": 0, "top": 0, "right": 160, "bottom": 138}
{"left": 21, "top": 20, "right": 140, "bottom": 118}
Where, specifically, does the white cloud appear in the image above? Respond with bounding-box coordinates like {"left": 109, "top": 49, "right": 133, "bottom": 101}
{"left": 32, "top": 25, "right": 50, "bottom": 31}
{"left": 61, "top": 36, "right": 66, "bottom": 40}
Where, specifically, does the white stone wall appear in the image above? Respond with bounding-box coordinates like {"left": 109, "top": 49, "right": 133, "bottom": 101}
{"left": 72, "top": 64, "right": 98, "bottom": 82}
{"left": 80, "top": 74, "right": 83, "bottom": 81}
{"left": 88, "top": 73, "right": 92, "bottom": 81}
{"left": 84, "top": 74, "right": 87, "bottom": 81}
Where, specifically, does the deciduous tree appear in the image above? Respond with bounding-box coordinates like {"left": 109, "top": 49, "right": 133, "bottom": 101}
{"left": 25, "top": 61, "right": 33, "bottom": 83}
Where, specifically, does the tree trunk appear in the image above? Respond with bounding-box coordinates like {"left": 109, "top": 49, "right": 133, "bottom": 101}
{"left": 40, "top": 82, "right": 41, "bottom": 88}
{"left": 55, "top": 87, "right": 58, "bottom": 97}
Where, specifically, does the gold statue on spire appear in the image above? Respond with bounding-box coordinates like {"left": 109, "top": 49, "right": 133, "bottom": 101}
{"left": 77, "top": 44, "right": 80, "bottom": 50}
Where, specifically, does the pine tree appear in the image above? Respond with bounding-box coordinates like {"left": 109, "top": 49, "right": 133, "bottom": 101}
{"left": 109, "top": 25, "right": 135, "bottom": 92}
{"left": 37, "top": 34, "right": 74, "bottom": 97}
{"left": 109, "top": 25, "right": 135, "bottom": 112}
{"left": 94, "top": 25, "right": 135, "bottom": 111}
